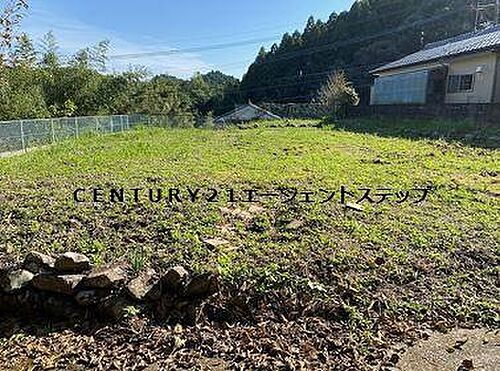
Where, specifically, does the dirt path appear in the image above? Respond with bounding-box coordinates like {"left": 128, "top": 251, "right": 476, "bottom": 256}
{"left": 397, "top": 328, "right": 500, "bottom": 371}
{"left": 0, "top": 146, "right": 44, "bottom": 158}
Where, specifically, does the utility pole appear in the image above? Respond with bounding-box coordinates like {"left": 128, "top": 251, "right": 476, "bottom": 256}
{"left": 475, "top": 0, "right": 500, "bottom": 30}
{"left": 497, "top": 0, "right": 500, "bottom": 24}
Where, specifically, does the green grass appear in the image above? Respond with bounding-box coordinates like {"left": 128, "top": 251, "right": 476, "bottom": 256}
{"left": 0, "top": 120, "right": 498, "bottom": 332}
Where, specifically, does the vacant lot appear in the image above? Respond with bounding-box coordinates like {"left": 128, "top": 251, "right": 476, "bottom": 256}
{"left": 0, "top": 121, "right": 498, "bottom": 369}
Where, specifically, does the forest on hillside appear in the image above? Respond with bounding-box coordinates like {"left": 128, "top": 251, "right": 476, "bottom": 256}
{"left": 0, "top": 30, "right": 240, "bottom": 121}
{"left": 0, "top": 0, "right": 479, "bottom": 120}
{"left": 240, "top": 0, "right": 475, "bottom": 104}
{"left": 0, "top": 1, "right": 240, "bottom": 121}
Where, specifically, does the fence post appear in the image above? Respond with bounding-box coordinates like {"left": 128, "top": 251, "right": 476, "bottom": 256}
{"left": 95, "top": 117, "right": 99, "bottom": 134}
{"left": 126, "top": 115, "right": 130, "bottom": 130}
{"left": 20, "top": 120, "right": 26, "bottom": 152}
{"left": 75, "top": 117, "right": 79, "bottom": 138}
{"left": 110, "top": 116, "right": 114, "bottom": 133}
{"left": 50, "top": 119, "right": 55, "bottom": 143}
{"left": 120, "top": 115, "right": 124, "bottom": 132}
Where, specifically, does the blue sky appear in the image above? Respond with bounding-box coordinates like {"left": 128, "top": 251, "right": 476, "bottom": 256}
{"left": 23, "top": 0, "right": 356, "bottom": 79}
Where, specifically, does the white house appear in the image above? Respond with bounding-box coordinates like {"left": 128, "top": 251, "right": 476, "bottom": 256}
{"left": 215, "top": 102, "right": 281, "bottom": 124}
{"left": 370, "top": 25, "right": 500, "bottom": 105}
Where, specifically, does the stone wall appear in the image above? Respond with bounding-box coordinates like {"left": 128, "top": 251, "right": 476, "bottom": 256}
{"left": 347, "top": 103, "right": 500, "bottom": 124}
{"left": 260, "top": 103, "right": 330, "bottom": 119}
{"left": 0, "top": 252, "right": 218, "bottom": 325}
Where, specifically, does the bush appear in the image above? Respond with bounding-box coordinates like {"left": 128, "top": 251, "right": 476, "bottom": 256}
{"left": 316, "top": 70, "right": 359, "bottom": 118}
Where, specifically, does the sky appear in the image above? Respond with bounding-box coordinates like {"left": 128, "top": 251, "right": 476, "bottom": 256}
{"left": 22, "top": 0, "right": 356, "bottom": 79}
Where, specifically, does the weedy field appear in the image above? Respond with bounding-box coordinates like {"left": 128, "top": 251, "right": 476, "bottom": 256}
{"left": 0, "top": 119, "right": 498, "bottom": 369}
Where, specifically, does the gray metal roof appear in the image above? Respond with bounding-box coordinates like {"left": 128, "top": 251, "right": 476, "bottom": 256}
{"left": 371, "top": 25, "right": 500, "bottom": 74}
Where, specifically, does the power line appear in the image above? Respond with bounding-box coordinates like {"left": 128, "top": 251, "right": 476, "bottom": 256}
{"left": 109, "top": 3, "right": 426, "bottom": 61}
{"left": 246, "top": 9, "right": 465, "bottom": 70}
{"left": 110, "top": 35, "right": 282, "bottom": 60}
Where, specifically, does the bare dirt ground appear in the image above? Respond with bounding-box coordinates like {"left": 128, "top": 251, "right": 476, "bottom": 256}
{"left": 397, "top": 328, "right": 500, "bottom": 371}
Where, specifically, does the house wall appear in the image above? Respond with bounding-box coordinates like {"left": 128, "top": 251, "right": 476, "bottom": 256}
{"left": 371, "top": 52, "right": 500, "bottom": 105}
{"left": 371, "top": 62, "right": 443, "bottom": 105}
{"left": 492, "top": 52, "right": 500, "bottom": 103}
{"left": 445, "top": 52, "right": 497, "bottom": 104}
{"left": 370, "top": 70, "right": 430, "bottom": 105}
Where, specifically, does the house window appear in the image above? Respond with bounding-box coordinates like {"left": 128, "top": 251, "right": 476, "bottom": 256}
{"left": 448, "top": 74, "right": 474, "bottom": 93}
{"left": 459, "top": 74, "right": 474, "bottom": 91}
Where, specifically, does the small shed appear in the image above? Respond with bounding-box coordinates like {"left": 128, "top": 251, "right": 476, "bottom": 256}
{"left": 215, "top": 102, "right": 281, "bottom": 124}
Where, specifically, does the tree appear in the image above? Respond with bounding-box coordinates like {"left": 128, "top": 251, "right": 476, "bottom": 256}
{"left": 12, "top": 32, "right": 36, "bottom": 67}
{"left": 315, "top": 70, "right": 359, "bottom": 118}
{"left": 40, "top": 31, "right": 59, "bottom": 68}
{"left": 240, "top": 0, "right": 473, "bottom": 104}
{"left": 72, "top": 48, "right": 91, "bottom": 68}
{"left": 255, "top": 46, "right": 267, "bottom": 64}
{"left": 0, "top": 0, "right": 28, "bottom": 64}
{"left": 187, "top": 72, "right": 212, "bottom": 113}
{"left": 91, "top": 40, "right": 110, "bottom": 72}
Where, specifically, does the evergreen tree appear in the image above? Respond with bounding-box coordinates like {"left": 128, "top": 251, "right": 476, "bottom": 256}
{"left": 256, "top": 46, "right": 267, "bottom": 63}
{"left": 241, "top": 0, "right": 473, "bottom": 104}
{"left": 12, "top": 32, "right": 36, "bottom": 67}
{"left": 40, "top": 31, "right": 59, "bottom": 68}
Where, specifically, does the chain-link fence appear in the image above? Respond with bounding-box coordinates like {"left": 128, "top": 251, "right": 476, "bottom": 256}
{"left": 0, "top": 113, "right": 217, "bottom": 155}
{"left": 0, "top": 114, "right": 154, "bottom": 155}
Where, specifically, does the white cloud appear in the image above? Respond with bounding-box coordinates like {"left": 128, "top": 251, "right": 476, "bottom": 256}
{"left": 22, "top": 6, "right": 212, "bottom": 78}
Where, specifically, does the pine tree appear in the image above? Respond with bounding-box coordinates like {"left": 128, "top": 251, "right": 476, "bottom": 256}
{"left": 40, "top": 31, "right": 59, "bottom": 68}
{"left": 255, "top": 46, "right": 267, "bottom": 63}
{"left": 72, "top": 48, "right": 91, "bottom": 68}
{"left": 91, "top": 40, "right": 110, "bottom": 72}
{"left": 12, "top": 32, "right": 36, "bottom": 66}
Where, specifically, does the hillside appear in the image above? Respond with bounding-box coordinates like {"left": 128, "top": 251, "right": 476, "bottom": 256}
{"left": 240, "top": 0, "right": 475, "bottom": 104}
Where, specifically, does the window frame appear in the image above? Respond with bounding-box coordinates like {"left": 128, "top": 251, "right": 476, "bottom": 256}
{"left": 447, "top": 74, "right": 475, "bottom": 94}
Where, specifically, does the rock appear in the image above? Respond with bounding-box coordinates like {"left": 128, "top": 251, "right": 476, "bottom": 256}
{"left": 345, "top": 203, "right": 364, "bottom": 212}
{"left": 146, "top": 266, "right": 189, "bottom": 301}
{"left": 203, "top": 238, "right": 230, "bottom": 249}
{"left": 98, "top": 294, "right": 131, "bottom": 320}
{"left": 155, "top": 295, "right": 175, "bottom": 319}
{"left": 219, "top": 207, "right": 232, "bottom": 215}
{"left": 220, "top": 207, "right": 252, "bottom": 221}
{"left": 127, "top": 268, "right": 157, "bottom": 301}
{"left": 185, "top": 274, "right": 218, "bottom": 298}
{"left": 232, "top": 209, "right": 252, "bottom": 221}
{"left": 23, "top": 252, "right": 55, "bottom": 273}
{"left": 32, "top": 274, "right": 84, "bottom": 295}
{"left": 54, "top": 252, "right": 91, "bottom": 273}
{"left": 163, "top": 266, "right": 189, "bottom": 290}
{"left": 285, "top": 219, "right": 304, "bottom": 230}
{"left": 458, "top": 359, "right": 474, "bottom": 371}
{"left": 1, "top": 270, "right": 34, "bottom": 292}
{"left": 75, "top": 289, "right": 109, "bottom": 306}
{"left": 79, "top": 266, "right": 125, "bottom": 289}
{"left": 0, "top": 269, "right": 8, "bottom": 291}
{"left": 248, "top": 205, "right": 266, "bottom": 214}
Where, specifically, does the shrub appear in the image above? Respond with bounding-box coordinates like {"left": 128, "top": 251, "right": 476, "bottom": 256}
{"left": 316, "top": 70, "right": 359, "bottom": 118}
